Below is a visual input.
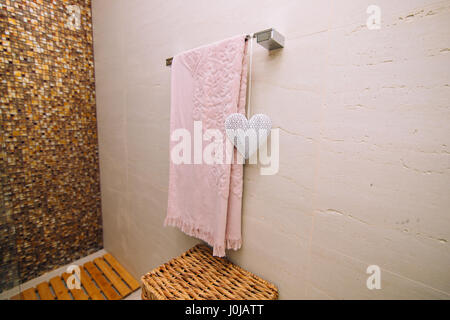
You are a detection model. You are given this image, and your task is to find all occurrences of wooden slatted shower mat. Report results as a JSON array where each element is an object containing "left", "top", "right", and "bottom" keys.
[{"left": 10, "top": 253, "right": 140, "bottom": 300}]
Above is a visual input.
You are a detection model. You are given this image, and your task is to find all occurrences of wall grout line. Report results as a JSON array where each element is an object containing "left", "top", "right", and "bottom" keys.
[
  {"left": 304, "top": 0, "right": 336, "bottom": 299},
  {"left": 314, "top": 243, "right": 450, "bottom": 297},
  {"left": 285, "top": 0, "right": 450, "bottom": 43}
]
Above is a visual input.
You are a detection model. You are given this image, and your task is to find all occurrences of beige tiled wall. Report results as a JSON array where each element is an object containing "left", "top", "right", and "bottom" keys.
[{"left": 92, "top": 0, "right": 450, "bottom": 299}]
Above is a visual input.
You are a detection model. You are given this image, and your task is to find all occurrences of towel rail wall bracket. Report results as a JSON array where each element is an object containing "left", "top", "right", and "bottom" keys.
[{"left": 165, "top": 28, "right": 285, "bottom": 66}]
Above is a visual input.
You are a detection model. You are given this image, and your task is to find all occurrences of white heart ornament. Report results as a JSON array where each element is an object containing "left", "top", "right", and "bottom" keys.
[{"left": 225, "top": 113, "right": 272, "bottom": 159}]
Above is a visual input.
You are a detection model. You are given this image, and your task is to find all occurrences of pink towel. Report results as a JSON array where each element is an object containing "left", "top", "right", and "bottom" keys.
[{"left": 165, "top": 35, "right": 248, "bottom": 257}]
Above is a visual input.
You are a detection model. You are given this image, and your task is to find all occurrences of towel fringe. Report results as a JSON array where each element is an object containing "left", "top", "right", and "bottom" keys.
[
  {"left": 226, "top": 238, "right": 242, "bottom": 250},
  {"left": 164, "top": 217, "right": 241, "bottom": 257}
]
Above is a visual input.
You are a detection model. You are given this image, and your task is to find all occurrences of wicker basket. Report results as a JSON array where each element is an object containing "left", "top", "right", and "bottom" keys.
[{"left": 141, "top": 244, "right": 278, "bottom": 300}]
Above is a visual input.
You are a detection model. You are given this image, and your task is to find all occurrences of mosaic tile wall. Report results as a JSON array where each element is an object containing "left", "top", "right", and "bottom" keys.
[{"left": 0, "top": 0, "right": 102, "bottom": 292}]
